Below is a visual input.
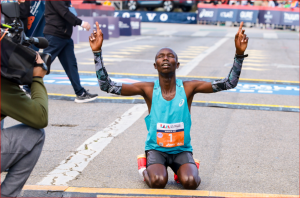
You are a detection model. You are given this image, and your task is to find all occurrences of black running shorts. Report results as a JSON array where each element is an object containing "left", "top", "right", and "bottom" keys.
[{"left": 145, "top": 150, "right": 196, "bottom": 174}]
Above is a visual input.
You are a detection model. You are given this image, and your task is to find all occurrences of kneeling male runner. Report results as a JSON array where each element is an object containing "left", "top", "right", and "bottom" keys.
[{"left": 89, "top": 22, "right": 249, "bottom": 189}]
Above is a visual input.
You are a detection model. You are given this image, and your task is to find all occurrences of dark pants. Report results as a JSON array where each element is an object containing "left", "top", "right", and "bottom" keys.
[
  {"left": 43, "top": 34, "right": 84, "bottom": 96},
  {"left": 1, "top": 124, "right": 45, "bottom": 197}
]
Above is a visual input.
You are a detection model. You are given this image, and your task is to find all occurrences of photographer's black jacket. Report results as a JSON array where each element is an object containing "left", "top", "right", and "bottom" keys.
[{"left": 44, "top": 1, "right": 82, "bottom": 39}]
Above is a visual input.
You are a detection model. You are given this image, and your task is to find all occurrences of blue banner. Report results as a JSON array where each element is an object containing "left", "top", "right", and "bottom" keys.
[
  {"left": 197, "top": 7, "right": 218, "bottom": 21},
  {"left": 280, "top": 11, "right": 299, "bottom": 26},
  {"left": 217, "top": 9, "right": 237, "bottom": 22},
  {"left": 237, "top": 10, "right": 259, "bottom": 23},
  {"left": 258, "top": 10, "right": 281, "bottom": 25},
  {"left": 119, "top": 17, "right": 132, "bottom": 36},
  {"left": 115, "top": 11, "right": 197, "bottom": 24}
]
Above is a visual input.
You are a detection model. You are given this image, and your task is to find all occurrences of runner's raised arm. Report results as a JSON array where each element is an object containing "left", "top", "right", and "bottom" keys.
[
  {"left": 184, "top": 22, "right": 249, "bottom": 94},
  {"left": 89, "top": 21, "right": 151, "bottom": 97}
]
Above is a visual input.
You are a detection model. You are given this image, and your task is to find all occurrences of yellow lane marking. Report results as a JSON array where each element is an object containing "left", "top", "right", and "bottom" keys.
[
  {"left": 188, "top": 46, "right": 209, "bottom": 48},
  {"left": 242, "top": 67, "right": 268, "bottom": 71},
  {"left": 23, "top": 185, "right": 68, "bottom": 191},
  {"left": 50, "top": 70, "right": 300, "bottom": 84},
  {"left": 78, "top": 62, "right": 112, "bottom": 65},
  {"left": 177, "top": 56, "right": 198, "bottom": 58},
  {"left": 109, "top": 52, "right": 132, "bottom": 55},
  {"left": 135, "top": 45, "right": 156, "bottom": 47},
  {"left": 193, "top": 100, "right": 299, "bottom": 108},
  {"left": 178, "top": 60, "right": 191, "bottom": 63},
  {"left": 120, "top": 49, "right": 142, "bottom": 52},
  {"left": 243, "top": 63, "right": 269, "bottom": 67},
  {"left": 247, "top": 56, "right": 269, "bottom": 59},
  {"left": 21, "top": 185, "right": 299, "bottom": 197},
  {"left": 48, "top": 93, "right": 142, "bottom": 100},
  {"left": 52, "top": 69, "right": 297, "bottom": 82},
  {"left": 47, "top": 93, "right": 299, "bottom": 109},
  {"left": 102, "top": 55, "right": 126, "bottom": 58},
  {"left": 243, "top": 60, "right": 269, "bottom": 63},
  {"left": 63, "top": 186, "right": 299, "bottom": 197}
]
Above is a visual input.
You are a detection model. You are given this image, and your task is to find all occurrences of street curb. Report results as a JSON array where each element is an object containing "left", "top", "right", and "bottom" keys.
[{"left": 20, "top": 185, "right": 299, "bottom": 197}]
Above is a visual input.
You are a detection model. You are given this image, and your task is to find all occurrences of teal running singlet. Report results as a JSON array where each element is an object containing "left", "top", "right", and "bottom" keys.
[{"left": 145, "top": 79, "right": 193, "bottom": 154}]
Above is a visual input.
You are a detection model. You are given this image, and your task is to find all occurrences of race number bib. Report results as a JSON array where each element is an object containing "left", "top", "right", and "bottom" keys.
[{"left": 157, "top": 122, "right": 184, "bottom": 148}]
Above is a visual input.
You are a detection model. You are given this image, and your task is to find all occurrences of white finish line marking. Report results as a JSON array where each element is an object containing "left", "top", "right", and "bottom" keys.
[
  {"left": 191, "top": 31, "right": 210, "bottom": 37},
  {"left": 178, "top": 37, "right": 229, "bottom": 76},
  {"left": 263, "top": 33, "right": 278, "bottom": 39},
  {"left": 37, "top": 104, "right": 148, "bottom": 186},
  {"left": 157, "top": 31, "right": 177, "bottom": 36}
]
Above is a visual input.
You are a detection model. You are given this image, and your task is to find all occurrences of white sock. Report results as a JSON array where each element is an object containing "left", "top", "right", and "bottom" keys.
[{"left": 138, "top": 167, "right": 146, "bottom": 178}]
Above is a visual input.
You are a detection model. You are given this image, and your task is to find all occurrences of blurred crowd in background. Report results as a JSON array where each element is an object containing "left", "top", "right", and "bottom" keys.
[{"left": 199, "top": 0, "right": 299, "bottom": 8}]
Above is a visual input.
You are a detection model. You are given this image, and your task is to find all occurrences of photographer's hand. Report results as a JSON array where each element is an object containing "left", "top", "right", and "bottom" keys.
[{"left": 33, "top": 53, "right": 47, "bottom": 78}]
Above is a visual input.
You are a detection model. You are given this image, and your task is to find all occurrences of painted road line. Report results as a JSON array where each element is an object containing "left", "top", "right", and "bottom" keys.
[
  {"left": 49, "top": 70, "right": 300, "bottom": 85},
  {"left": 74, "top": 37, "right": 151, "bottom": 54},
  {"left": 157, "top": 31, "right": 178, "bottom": 36},
  {"left": 178, "top": 38, "right": 229, "bottom": 76},
  {"left": 191, "top": 31, "right": 210, "bottom": 37},
  {"left": 225, "top": 32, "right": 235, "bottom": 38},
  {"left": 47, "top": 93, "right": 299, "bottom": 112},
  {"left": 22, "top": 185, "right": 299, "bottom": 197},
  {"left": 263, "top": 33, "right": 278, "bottom": 39},
  {"left": 37, "top": 104, "right": 148, "bottom": 186},
  {"left": 44, "top": 74, "right": 300, "bottom": 96},
  {"left": 86, "top": 58, "right": 154, "bottom": 63}
]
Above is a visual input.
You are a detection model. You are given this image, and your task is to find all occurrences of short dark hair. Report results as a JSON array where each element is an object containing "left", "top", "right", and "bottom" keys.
[{"left": 155, "top": 48, "right": 178, "bottom": 62}]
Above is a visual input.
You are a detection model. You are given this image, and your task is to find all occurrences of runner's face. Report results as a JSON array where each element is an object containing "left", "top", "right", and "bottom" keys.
[{"left": 154, "top": 48, "right": 179, "bottom": 74}]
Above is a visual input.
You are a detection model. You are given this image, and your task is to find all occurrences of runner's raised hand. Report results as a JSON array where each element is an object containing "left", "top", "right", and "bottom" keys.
[
  {"left": 235, "top": 22, "right": 249, "bottom": 55},
  {"left": 89, "top": 21, "right": 103, "bottom": 51}
]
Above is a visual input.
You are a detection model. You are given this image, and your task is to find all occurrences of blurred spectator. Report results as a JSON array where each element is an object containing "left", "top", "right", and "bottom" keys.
[
  {"left": 273, "top": 0, "right": 279, "bottom": 6},
  {"left": 241, "top": 0, "right": 248, "bottom": 5},
  {"left": 268, "top": 0, "right": 276, "bottom": 7},
  {"left": 283, "top": 0, "right": 291, "bottom": 8},
  {"left": 247, "top": 0, "right": 254, "bottom": 5},
  {"left": 103, "top": 1, "right": 111, "bottom": 6},
  {"left": 290, "top": 0, "right": 299, "bottom": 8},
  {"left": 221, "top": 0, "right": 230, "bottom": 4},
  {"left": 229, "top": 0, "right": 240, "bottom": 5},
  {"left": 82, "top": 0, "right": 101, "bottom": 5},
  {"left": 203, "top": 0, "right": 218, "bottom": 5}
]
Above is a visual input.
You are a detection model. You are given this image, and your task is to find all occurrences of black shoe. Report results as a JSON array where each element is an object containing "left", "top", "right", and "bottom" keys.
[{"left": 75, "top": 90, "right": 98, "bottom": 103}]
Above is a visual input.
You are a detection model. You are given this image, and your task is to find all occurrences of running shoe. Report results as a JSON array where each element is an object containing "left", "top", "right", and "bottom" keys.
[
  {"left": 74, "top": 90, "right": 98, "bottom": 103},
  {"left": 174, "top": 158, "right": 200, "bottom": 184}
]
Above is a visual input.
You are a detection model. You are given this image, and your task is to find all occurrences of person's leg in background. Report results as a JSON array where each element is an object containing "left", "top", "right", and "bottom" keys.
[
  {"left": 1, "top": 124, "right": 45, "bottom": 197},
  {"left": 57, "top": 38, "right": 98, "bottom": 103}
]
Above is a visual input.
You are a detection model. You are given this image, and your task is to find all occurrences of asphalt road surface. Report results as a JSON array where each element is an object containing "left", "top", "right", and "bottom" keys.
[{"left": 2, "top": 23, "right": 299, "bottom": 197}]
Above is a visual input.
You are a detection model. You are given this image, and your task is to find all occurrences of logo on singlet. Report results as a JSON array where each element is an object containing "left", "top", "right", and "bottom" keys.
[{"left": 179, "top": 99, "right": 184, "bottom": 107}]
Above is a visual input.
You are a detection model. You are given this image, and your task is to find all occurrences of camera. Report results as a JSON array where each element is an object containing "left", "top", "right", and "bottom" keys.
[{"left": 1, "top": 1, "right": 52, "bottom": 85}]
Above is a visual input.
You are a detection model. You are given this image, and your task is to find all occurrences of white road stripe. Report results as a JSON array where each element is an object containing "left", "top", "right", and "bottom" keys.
[
  {"left": 74, "top": 37, "right": 151, "bottom": 54},
  {"left": 191, "top": 31, "right": 210, "bottom": 37},
  {"left": 225, "top": 32, "right": 236, "bottom": 38},
  {"left": 178, "top": 37, "right": 229, "bottom": 76},
  {"left": 240, "top": 90, "right": 255, "bottom": 92},
  {"left": 263, "top": 33, "right": 278, "bottom": 39},
  {"left": 157, "top": 31, "right": 177, "bottom": 36},
  {"left": 37, "top": 104, "right": 148, "bottom": 186}
]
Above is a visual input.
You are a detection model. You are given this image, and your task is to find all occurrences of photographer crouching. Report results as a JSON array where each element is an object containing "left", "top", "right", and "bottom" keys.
[{"left": 1, "top": 2, "right": 49, "bottom": 197}]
